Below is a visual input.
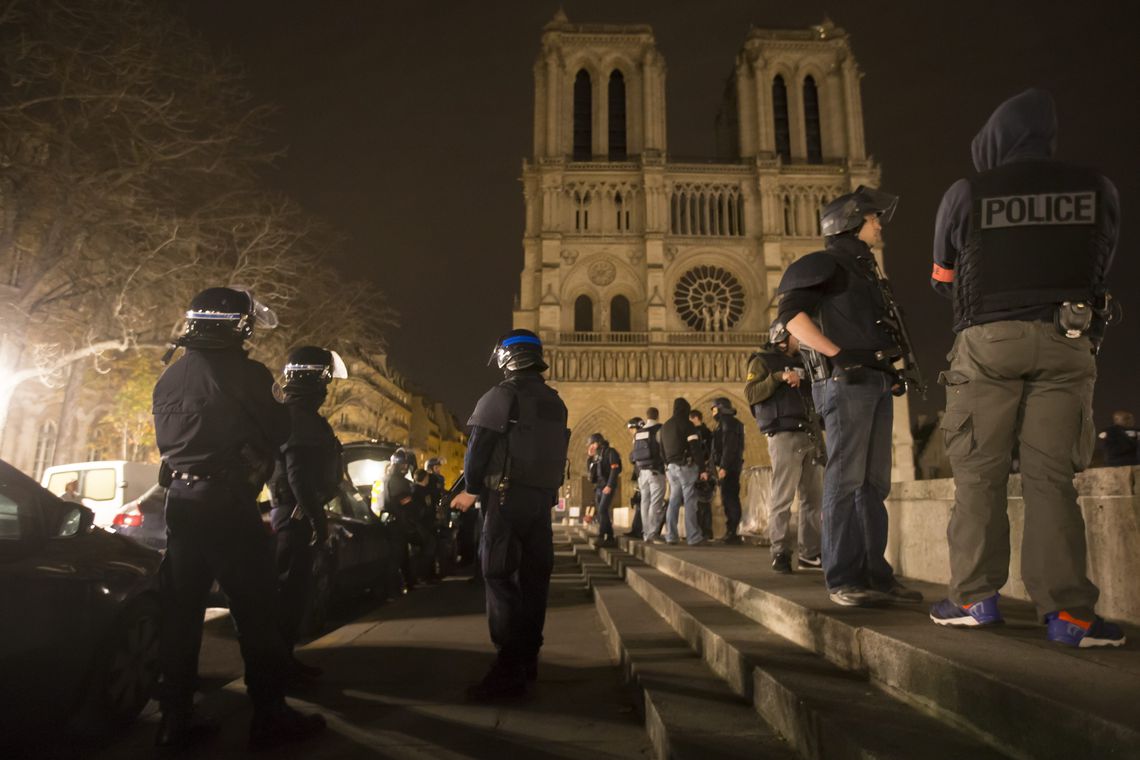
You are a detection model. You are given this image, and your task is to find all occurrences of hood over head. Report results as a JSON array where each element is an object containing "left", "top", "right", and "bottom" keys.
[
  {"left": 671, "top": 397, "right": 691, "bottom": 419},
  {"left": 971, "top": 88, "right": 1057, "bottom": 172}
]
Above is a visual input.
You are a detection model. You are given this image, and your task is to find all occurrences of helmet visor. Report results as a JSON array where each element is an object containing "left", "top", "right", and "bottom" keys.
[
  {"left": 328, "top": 350, "right": 348, "bottom": 379},
  {"left": 857, "top": 186, "right": 899, "bottom": 225},
  {"left": 250, "top": 298, "right": 278, "bottom": 329}
]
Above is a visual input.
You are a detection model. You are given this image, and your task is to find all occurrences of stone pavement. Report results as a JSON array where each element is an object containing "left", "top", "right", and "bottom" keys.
[{"left": 95, "top": 530, "right": 651, "bottom": 759}]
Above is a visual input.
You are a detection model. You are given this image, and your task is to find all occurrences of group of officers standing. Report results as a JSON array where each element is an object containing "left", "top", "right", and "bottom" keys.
[
  {"left": 144, "top": 82, "right": 1124, "bottom": 753},
  {"left": 590, "top": 87, "right": 1126, "bottom": 650}
]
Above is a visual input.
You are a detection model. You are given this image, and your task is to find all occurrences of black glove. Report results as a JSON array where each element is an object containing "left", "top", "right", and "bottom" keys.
[{"left": 311, "top": 517, "right": 329, "bottom": 546}]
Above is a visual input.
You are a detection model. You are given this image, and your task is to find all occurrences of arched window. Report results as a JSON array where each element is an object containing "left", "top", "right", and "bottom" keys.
[
  {"left": 573, "top": 70, "right": 592, "bottom": 160},
  {"left": 33, "top": 419, "right": 58, "bottom": 480},
  {"left": 803, "top": 76, "right": 822, "bottom": 164},
  {"left": 615, "top": 191, "right": 630, "bottom": 232},
  {"left": 608, "top": 70, "right": 627, "bottom": 161},
  {"left": 610, "top": 295, "right": 631, "bottom": 332},
  {"left": 574, "top": 191, "right": 591, "bottom": 231},
  {"left": 772, "top": 75, "right": 791, "bottom": 162},
  {"left": 574, "top": 295, "right": 594, "bottom": 332}
]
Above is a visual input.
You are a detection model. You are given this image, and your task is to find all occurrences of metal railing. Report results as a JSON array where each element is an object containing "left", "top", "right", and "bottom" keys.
[{"left": 555, "top": 331, "right": 766, "bottom": 347}]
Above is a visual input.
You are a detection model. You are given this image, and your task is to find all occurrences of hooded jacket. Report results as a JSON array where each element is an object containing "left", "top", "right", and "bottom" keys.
[
  {"left": 660, "top": 398, "right": 706, "bottom": 469},
  {"left": 931, "top": 88, "right": 1119, "bottom": 328}
]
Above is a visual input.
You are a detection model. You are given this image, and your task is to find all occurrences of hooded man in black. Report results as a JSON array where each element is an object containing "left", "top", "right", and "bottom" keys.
[
  {"left": 659, "top": 397, "right": 709, "bottom": 545},
  {"left": 927, "top": 89, "right": 1124, "bottom": 648}
]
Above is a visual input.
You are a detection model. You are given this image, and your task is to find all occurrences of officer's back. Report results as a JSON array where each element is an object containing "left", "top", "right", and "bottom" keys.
[{"left": 155, "top": 348, "right": 287, "bottom": 474}]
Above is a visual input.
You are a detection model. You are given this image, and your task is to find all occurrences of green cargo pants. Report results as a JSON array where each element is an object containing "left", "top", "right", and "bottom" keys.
[{"left": 940, "top": 320, "right": 1099, "bottom": 619}]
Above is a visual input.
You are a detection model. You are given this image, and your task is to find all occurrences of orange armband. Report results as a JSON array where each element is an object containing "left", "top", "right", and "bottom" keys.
[{"left": 931, "top": 263, "right": 955, "bottom": 283}]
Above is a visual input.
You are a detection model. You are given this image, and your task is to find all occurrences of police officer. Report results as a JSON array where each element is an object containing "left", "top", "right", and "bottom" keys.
[
  {"left": 927, "top": 89, "right": 1125, "bottom": 647},
  {"left": 152, "top": 287, "right": 325, "bottom": 749},
  {"left": 267, "top": 346, "right": 347, "bottom": 680},
  {"left": 410, "top": 468, "right": 440, "bottom": 580},
  {"left": 426, "top": 457, "right": 447, "bottom": 513},
  {"left": 631, "top": 407, "right": 667, "bottom": 541},
  {"left": 776, "top": 187, "right": 922, "bottom": 607},
  {"left": 687, "top": 409, "right": 716, "bottom": 539},
  {"left": 384, "top": 448, "right": 420, "bottom": 592},
  {"left": 709, "top": 397, "right": 745, "bottom": 545},
  {"left": 1098, "top": 411, "right": 1139, "bottom": 467},
  {"left": 745, "top": 322, "right": 823, "bottom": 572},
  {"left": 586, "top": 432, "right": 622, "bottom": 547},
  {"left": 623, "top": 417, "right": 645, "bottom": 538},
  {"left": 451, "top": 329, "right": 569, "bottom": 700},
  {"left": 660, "top": 398, "right": 709, "bottom": 546}
]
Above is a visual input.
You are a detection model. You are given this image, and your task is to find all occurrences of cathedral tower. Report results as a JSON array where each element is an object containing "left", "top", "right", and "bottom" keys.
[{"left": 514, "top": 13, "right": 914, "bottom": 499}]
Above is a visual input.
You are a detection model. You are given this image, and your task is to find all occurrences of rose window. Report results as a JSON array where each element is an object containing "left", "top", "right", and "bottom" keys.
[{"left": 673, "top": 265, "right": 744, "bottom": 331}]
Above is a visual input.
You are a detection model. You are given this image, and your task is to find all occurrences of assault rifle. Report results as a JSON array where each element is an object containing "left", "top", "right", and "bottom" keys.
[{"left": 861, "top": 257, "right": 928, "bottom": 400}]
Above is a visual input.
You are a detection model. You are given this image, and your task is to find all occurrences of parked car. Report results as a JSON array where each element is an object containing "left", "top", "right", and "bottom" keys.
[
  {"left": 41, "top": 460, "right": 159, "bottom": 528},
  {"left": 0, "top": 459, "right": 161, "bottom": 742},
  {"left": 108, "top": 468, "right": 402, "bottom": 637}
]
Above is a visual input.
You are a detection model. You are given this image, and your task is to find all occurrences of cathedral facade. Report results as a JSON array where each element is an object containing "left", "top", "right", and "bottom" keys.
[{"left": 512, "top": 13, "right": 914, "bottom": 497}]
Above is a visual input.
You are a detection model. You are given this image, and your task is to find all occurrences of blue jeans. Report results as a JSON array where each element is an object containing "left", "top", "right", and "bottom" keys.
[
  {"left": 665, "top": 463, "right": 703, "bottom": 544},
  {"left": 812, "top": 371, "right": 896, "bottom": 592},
  {"left": 594, "top": 486, "right": 614, "bottom": 540}
]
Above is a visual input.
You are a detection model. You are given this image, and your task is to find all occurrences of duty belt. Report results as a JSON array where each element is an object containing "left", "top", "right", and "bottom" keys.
[{"left": 171, "top": 470, "right": 215, "bottom": 482}]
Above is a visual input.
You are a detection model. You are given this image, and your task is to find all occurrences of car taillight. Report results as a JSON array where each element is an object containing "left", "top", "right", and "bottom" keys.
[{"left": 113, "top": 506, "right": 143, "bottom": 528}]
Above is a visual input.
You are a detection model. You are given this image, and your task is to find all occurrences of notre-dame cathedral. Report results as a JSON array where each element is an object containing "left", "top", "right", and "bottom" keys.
[{"left": 511, "top": 11, "right": 914, "bottom": 496}]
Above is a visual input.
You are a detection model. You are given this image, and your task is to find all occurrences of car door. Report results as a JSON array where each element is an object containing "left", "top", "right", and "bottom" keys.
[{"left": 0, "top": 476, "right": 93, "bottom": 730}]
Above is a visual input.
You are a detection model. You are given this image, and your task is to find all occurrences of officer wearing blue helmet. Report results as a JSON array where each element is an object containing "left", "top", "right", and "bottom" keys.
[
  {"left": 776, "top": 189, "right": 923, "bottom": 608},
  {"left": 452, "top": 328, "right": 569, "bottom": 700}
]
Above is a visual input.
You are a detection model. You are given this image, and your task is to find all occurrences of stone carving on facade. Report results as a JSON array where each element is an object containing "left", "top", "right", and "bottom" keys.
[
  {"left": 664, "top": 245, "right": 678, "bottom": 262},
  {"left": 627, "top": 249, "right": 644, "bottom": 265},
  {"left": 587, "top": 258, "right": 617, "bottom": 286},
  {"left": 561, "top": 248, "right": 579, "bottom": 265}
]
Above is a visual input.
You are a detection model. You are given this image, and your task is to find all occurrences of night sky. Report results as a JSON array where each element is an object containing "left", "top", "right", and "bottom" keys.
[{"left": 187, "top": 1, "right": 1139, "bottom": 427}]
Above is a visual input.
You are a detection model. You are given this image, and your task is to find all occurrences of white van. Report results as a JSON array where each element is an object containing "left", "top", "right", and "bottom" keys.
[{"left": 41, "top": 461, "right": 159, "bottom": 528}]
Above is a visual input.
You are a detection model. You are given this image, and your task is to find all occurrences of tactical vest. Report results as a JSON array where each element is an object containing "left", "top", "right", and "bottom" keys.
[
  {"left": 817, "top": 244, "right": 897, "bottom": 353},
  {"left": 630, "top": 425, "right": 664, "bottom": 471},
  {"left": 750, "top": 352, "right": 811, "bottom": 434},
  {"left": 503, "top": 375, "right": 569, "bottom": 489},
  {"left": 957, "top": 161, "right": 1106, "bottom": 329}
]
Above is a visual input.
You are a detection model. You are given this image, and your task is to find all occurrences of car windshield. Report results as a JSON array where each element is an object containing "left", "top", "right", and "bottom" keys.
[{"left": 346, "top": 459, "right": 389, "bottom": 489}]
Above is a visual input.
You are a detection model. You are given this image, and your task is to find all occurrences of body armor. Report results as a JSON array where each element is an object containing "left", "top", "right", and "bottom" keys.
[
  {"left": 749, "top": 352, "right": 813, "bottom": 434},
  {"left": 956, "top": 161, "right": 1107, "bottom": 331}
]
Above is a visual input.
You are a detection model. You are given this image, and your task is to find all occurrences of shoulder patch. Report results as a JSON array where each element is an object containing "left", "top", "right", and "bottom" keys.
[{"left": 777, "top": 251, "right": 837, "bottom": 294}]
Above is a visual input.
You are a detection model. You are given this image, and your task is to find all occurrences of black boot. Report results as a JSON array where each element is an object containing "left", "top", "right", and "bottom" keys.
[
  {"left": 466, "top": 659, "right": 527, "bottom": 702},
  {"left": 155, "top": 708, "right": 220, "bottom": 748},
  {"left": 249, "top": 702, "right": 326, "bottom": 751}
]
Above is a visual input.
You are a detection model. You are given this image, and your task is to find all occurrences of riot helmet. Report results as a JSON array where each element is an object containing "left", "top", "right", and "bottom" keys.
[
  {"left": 390, "top": 447, "right": 414, "bottom": 475},
  {"left": 180, "top": 287, "right": 278, "bottom": 348},
  {"left": 767, "top": 319, "right": 791, "bottom": 348},
  {"left": 488, "top": 329, "right": 548, "bottom": 373},
  {"left": 626, "top": 416, "right": 644, "bottom": 429},
  {"left": 426, "top": 457, "right": 443, "bottom": 472},
  {"left": 283, "top": 345, "right": 348, "bottom": 390},
  {"left": 819, "top": 185, "right": 898, "bottom": 237}
]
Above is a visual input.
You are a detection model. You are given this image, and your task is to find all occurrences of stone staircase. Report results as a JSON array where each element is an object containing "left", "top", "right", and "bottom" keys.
[{"left": 567, "top": 529, "right": 1140, "bottom": 760}]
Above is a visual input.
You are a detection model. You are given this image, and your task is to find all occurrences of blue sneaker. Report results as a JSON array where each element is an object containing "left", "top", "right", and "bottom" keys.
[
  {"left": 929, "top": 594, "right": 1003, "bottom": 627},
  {"left": 1045, "top": 612, "right": 1126, "bottom": 648}
]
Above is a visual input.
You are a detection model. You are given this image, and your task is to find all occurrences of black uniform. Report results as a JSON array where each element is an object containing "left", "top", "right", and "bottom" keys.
[
  {"left": 152, "top": 346, "right": 291, "bottom": 713},
  {"left": 464, "top": 370, "right": 568, "bottom": 677},
  {"left": 384, "top": 469, "right": 421, "bottom": 590},
  {"left": 1099, "top": 425, "right": 1139, "bottom": 467},
  {"left": 587, "top": 443, "right": 622, "bottom": 542},
  {"left": 267, "top": 395, "right": 341, "bottom": 649},
  {"left": 711, "top": 410, "right": 745, "bottom": 538},
  {"left": 691, "top": 423, "right": 715, "bottom": 538}
]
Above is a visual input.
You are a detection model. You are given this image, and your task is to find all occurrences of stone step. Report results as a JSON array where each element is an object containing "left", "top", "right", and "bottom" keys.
[
  {"left": 599, "top": 544, "right": 1007, "bottom": 760},
  {"left": 618, "top": 537, "right": 1140, "bottom": 760},
  {"left": 572, "top": 537, "right": 796, "bottom": 760}
]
